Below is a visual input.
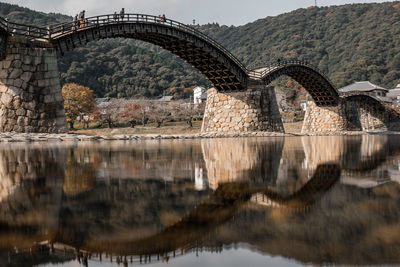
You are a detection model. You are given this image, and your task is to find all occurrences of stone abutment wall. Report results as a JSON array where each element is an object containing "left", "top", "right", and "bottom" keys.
[
  {"left": 302, "top": 100, "right": 348, "bottom": 134},
  {"left": 344, "top": 96, "right": 390, "bottom": 131},
  {"left": 0, "top": 36, "right": 66, "bottom": 133},
  {"left": 201, "top": 84, "right": 284, "bottom": 133}
]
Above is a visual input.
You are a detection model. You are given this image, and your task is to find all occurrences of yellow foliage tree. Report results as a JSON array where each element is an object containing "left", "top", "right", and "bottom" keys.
[{"left": 61, "top": 83, "right": 95, "bottom": 129}]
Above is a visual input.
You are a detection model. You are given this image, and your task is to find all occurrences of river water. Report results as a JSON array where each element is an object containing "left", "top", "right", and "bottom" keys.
[{"left": 1, "top": 135, "right": 400, "bottom": 266}]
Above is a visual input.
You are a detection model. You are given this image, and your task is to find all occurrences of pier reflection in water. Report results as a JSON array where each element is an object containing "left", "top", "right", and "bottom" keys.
[{"left": 0, "top": 136, "right": 400, "bottom": 266}]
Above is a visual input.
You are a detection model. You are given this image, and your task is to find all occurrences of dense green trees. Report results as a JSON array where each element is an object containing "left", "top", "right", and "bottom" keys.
[
  {"left": 58, "top": 40, "right": 209, "bottom": 98},
  {"left": 1, "top": 1, "right": 400, "bottom": 97}
]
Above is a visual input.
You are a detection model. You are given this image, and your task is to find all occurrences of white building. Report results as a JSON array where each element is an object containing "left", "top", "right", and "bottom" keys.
[{"left": 193, "top": 86, "right": 207, "bottom": 104}]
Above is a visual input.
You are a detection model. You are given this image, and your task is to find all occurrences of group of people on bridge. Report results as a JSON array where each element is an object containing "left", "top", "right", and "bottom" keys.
[
  {"left": 157, "top": 14, "right": 167, "bottom": 23},
  {"left": 73, "top": 10, "right": 86, "bottom": 29},
  {"left": 113, "top": 8, "right": 125, "bottom": 21},
  {"left": 72, "top": 8, "right": 168, "bottom": 30}
]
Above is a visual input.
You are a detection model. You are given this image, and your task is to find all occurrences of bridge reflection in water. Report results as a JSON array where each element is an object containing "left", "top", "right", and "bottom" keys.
[{"left": 1, "top": 136, "right": 400, "bottom": 266}]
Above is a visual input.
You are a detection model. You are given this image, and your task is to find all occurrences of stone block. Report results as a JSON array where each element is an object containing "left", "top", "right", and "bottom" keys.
[
  {"left": 7, "top": 110, "right": 15, "bottom": 119},
  {"left": 20, "top": 72, "right": 32, "bottom": 83},
  {"left": 11, "top": 60, "right": 22, "bottom": 68},
  {"left": 0, "top": 93, "right": 13, "bottom": 107},
  {"left": 21, "top": 92, "right": 33, "bottom": 102},
  {"left": 30, "top": 120, "right": 38, "bottom": 127},
  {"left": 37, "top": 79, "right": 46, "bottom": 87},
  {"left": 15, "top": 108, "right": 25, "bottom": 116},
  {"left": 13, "top": 98, "right": 21, "bottom": 109},
  {"left": 34, "top": 57, "right": 42, "bottom": 65},
  {"left": 2, "top": 60, "right": 12, "bottom": 69},
  {"left": 8, "top": 86, "right": 22, "bottom": 96},
  {"left": 23, "top": 100, "right": 37, "bottom": 111},
  {"left": 47, "top": 63, "right": 58, "bottom": 71},
  {"left": 0, "top": 69, "right": 8, "bottom": 79},
  {"left": 17, "top": 117, "right": 26, "bottom": 126},
  {"left": 9, "top": 69, "right": 23, "bottom": 79},
  {"left": 37, "top": 63, "right": 48, "bottom": 72},
  {"left": 4, "top": 124, "right": 13, "bottom": 132},
  {"left": 13, "top": 79, "right": 23, "bottom": 88},
  {"left": 44, "top": 94, "right": 54, "bottom": 103},
  {"left": 21, "top": 64, "right": 34, "bottom": 72},
  {"left": 22, "top": 56, "right": 32, "bottom": 65},
  {"left": 21, "top": 82, "right": 28, "bottom": 90}
]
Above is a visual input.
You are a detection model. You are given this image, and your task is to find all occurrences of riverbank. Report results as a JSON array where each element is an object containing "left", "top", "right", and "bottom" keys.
[
  {"left": 0, "top": 120, "right": 395, "bottom": 143},
  {"left": 71, "top": 121, "right": 304, "bottom": 136},
  {"left": 0, "top": 129, "right": 397, "bottom": 143}
]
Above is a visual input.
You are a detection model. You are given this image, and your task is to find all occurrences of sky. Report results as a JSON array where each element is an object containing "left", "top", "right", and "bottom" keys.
[{"left": 1, "top": 0, "right": 398, "bottom": 25}]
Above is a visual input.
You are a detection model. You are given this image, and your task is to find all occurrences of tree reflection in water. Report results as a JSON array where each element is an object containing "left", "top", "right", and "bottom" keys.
[{"left": 0, "top": 136, "right": 400, "bottom": 266}]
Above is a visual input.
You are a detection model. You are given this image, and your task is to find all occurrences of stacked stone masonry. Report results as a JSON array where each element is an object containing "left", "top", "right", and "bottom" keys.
[
  {"left": 201, "top": 84, "right": 284, "bottom": 133},
  {"left": 0, "top": 36, "right": 67, "bottom": 133},
  {"left": 302, "top": 96, "right": 400, "bottom": 134},
  {"left": 344, "top": 97, "right": 390, "bottom": 131},
  {"left": 301, "top": 100, "right": 348, "bottom": 134}
]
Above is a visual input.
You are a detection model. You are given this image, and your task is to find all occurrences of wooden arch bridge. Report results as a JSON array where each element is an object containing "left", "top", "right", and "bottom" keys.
[
  {"left": 0, "top": 13, "right": 395, "bottom": 134},
  {"left": 0, "top": 14, "right": 339, "bottom": 105}
]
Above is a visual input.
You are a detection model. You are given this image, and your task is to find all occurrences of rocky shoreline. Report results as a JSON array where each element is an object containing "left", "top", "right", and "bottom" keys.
[{"left": 0, "top": 131, "right": 398, "bottom": 142}]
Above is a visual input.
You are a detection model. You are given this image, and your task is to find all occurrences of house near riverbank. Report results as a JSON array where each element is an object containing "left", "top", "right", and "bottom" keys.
[{"left": 338, "top": 81, "right": 389, "bottom": 98}]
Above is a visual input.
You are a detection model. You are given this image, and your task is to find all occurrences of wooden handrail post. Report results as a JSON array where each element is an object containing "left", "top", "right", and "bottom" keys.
[{"left": 47, "top": 26, "right": 51, "bottom": 41}]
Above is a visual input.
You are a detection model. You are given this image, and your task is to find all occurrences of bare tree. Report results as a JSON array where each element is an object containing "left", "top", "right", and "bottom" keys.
[
  {"left": 97, "top": 100, "right": 121, "bottom": 128},
  {"left": 148, "top": 102, "right": 174, "bottom": 128},
  {"left": 136, "top": 99, "right": 151, "bottom": 126},
  {"left": 173, "top": 101, "right": 205, "bottom": 127}
]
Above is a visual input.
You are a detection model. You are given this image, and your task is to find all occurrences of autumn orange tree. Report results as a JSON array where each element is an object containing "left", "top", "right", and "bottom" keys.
[{"left": 61, "top": 83, "right": 96, "bottom": 129}]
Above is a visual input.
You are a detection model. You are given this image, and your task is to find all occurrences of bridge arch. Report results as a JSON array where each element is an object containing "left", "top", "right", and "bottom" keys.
[
  {"left": 251, "top": 61, "right": 339, "bottom": 106},
  {"left": 343, "top": 94, "right": 396, "bottom": 131},
  {"left": 47, "top": 14, "right": 248, "bottom": 91}
]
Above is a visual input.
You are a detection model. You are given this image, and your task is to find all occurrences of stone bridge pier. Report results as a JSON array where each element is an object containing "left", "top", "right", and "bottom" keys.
[
  {"left": 301, "top": 100, "right": 348, "bottom": 134},
  {"left": 201, "top": 82, "right": 284, "bottom": 133},
  {"left": 0, "top": 36, "right": 66, "bottom": 133}
]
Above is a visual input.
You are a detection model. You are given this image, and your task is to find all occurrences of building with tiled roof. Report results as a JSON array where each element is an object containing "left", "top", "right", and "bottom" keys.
[{"left": 338, "top": 81, "right": 389, "bottom": 98}]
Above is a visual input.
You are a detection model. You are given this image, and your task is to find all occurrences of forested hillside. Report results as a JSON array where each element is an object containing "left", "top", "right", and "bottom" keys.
[
  {"left": 200, "top": 2, "right": 400, "bottom": 90},
  {"left": 0, "top": 2, "right": 400, "bottom": 98}
]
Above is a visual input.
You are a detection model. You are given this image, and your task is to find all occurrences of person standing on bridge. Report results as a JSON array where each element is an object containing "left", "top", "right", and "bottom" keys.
[
  {"left": 73, "top": 14, "right": 79, "bottom": 30},
  {"left": 161, "top": 14, "right": 166, "bottom": 23},
  {"left": 79, "top": 10, "right": 85, "bottom": 27},
  {"left": 113, "top": 11, "right": 118, "bottom": 22},
  {"left": 120, "top": 8, "right": 125, "bottom": 21}
]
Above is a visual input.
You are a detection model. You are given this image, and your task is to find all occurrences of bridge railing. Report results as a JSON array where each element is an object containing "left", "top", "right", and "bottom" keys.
[
  {"left": 45, "top": 14, "right": 247, "bottom": 72},
  {"left": 0, "top": 14, "right": 249, "bottom": 76},
  {"left": 248, "top": 60, "right": 336, "bottom": 89},
  {"left": 0, "top": 17, "right": 48, "bottom": 39},
  {"left": 0, "top": 17, "right": 7, "bottom": 32}
]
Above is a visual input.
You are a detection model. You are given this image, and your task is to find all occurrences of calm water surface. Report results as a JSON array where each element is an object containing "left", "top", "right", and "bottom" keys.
[{"left": 1, "top": 135, "right": 400, "bottom": 266}]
